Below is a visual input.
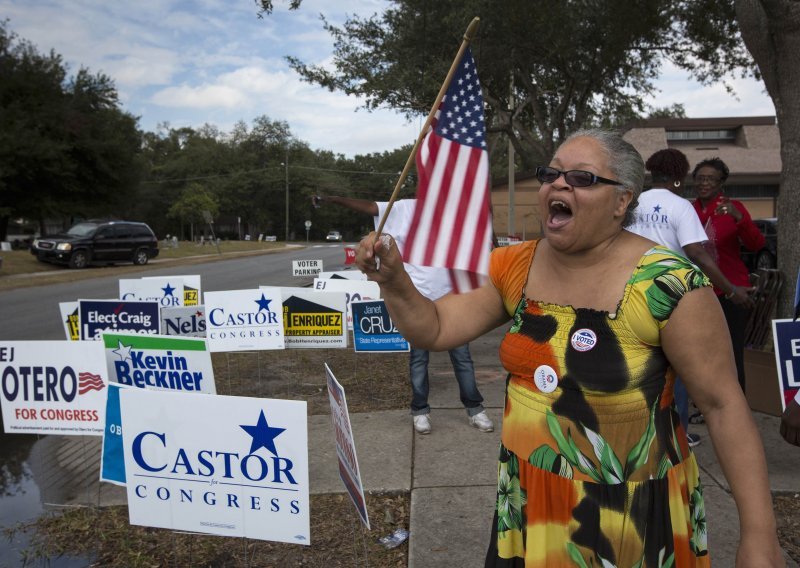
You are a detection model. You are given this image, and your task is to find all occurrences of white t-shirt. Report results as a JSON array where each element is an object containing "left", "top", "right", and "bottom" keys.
[
  {"left": 375, "top": 200, "right": 453, "bottom": 301},
  {"left": 628, "top": 188, "right": 708, "bottom": 253}
]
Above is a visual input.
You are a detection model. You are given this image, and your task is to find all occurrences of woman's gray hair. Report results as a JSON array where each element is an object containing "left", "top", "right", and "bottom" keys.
[{"left": 563, "top": 128, "right": 644, "bottom": 227}]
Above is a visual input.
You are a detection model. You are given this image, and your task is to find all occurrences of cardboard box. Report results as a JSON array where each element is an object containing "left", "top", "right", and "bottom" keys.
[{"left": 744, "top": 347, "right": 783, "bottom": 416}]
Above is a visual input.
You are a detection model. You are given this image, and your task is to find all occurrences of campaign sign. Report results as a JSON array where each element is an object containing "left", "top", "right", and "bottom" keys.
[
  {"left": 311, "top": 279, "right": 380, "bottom": 330},
  {"left": 59, "top": 301, "right": 80, "bottom": 341},
  {"left": 146, "top": 275, "right": 201, "bottom": 306},
  {"left": 771, "top": 319, "right": 800, "bottom": 410},
  {"left": 161, "top": 305, "right": 207, "bottom": 337},
  {"left": 79, "top": 300, "right": 161, "bottom": 340},
  {"left": 292, "top": 259, "right": 322, "bottom": 277},
  {"left": 325, "top": 364, "right": 369, "bottom": 528},
  {"left": 0, "top": 341, "right": 108, "bottom": 435},
  {"left": 351, "top": 300, "right": 410, "bottom": 353},
  {"left": 120, "top": 389, "right": 310, "bottom": 544},
  {"left": 103, "top": 332, "right": 216, "bottom": 394},
  {"left": 277, "top": 288, "right": 347, "bottom": 349},
  {"left": 344, "top": 247, "right": 356, "bottom": 265},
  {"left": 317, "top": 270, "right": 366, "bottom": 281},
  {"left": 204, "top": 289, "right": 284, "bottom": 352},
  {"left": 100, "top": 383, "right": 126, "bottom": 485},
  {"left": 120, "top": 277, "right": 185, "bottom": 308}
]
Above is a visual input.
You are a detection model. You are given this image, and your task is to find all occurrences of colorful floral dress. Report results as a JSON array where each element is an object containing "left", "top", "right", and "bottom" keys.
[{"left": 485, "top": 240, "right": 711, "bottom": 568}]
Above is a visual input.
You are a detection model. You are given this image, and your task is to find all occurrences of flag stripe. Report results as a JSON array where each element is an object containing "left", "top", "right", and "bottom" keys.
[{"left": 405, "top": 47, "right": 492, "bottom": 293}]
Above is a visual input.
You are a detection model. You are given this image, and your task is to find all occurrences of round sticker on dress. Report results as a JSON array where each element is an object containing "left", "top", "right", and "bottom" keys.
[
  {"left": 571, "top": 329, "right": 597, "bottom": 352},
  {"left": 534, "top": 364, "right": 558, "bottom": 393}
]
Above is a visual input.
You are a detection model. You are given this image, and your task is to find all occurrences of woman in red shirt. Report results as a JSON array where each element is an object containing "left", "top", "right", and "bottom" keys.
[{"left": 692, "top": 157, "right": 765, "bottom": 392}]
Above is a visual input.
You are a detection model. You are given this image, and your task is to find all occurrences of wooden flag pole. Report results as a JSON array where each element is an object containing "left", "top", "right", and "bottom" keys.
[{"left": 375, "top": 16, "right": 481, "bottom": 237}]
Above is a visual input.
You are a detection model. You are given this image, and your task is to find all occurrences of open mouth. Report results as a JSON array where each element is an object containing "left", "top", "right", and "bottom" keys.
[{"left": 547, "top": 200, "right": 573, "bottom": 228}]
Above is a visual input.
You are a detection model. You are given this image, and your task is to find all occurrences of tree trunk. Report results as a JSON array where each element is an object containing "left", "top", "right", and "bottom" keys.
[{"left": 736, "top": 0, "right": 800, "bottom": 318}]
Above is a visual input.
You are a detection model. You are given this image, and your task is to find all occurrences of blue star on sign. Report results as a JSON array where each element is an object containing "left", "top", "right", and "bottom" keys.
[
  {"left": 653, "top": 205, "right": 662, "bottom": 213},
  {"left": 255, "top": 293, "right": 272, "bottom": 312},
  {"left": 240, "top": 410, "right": 286, "bottom": 456},
  {"left": 162, "top": 283, "right": 176, "bottom": 297}
]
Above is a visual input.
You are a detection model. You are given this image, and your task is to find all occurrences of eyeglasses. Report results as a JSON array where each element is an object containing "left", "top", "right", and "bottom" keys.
[
  {"left": 694, "top": 175, "right": 721, "bottom": 184},
  {"left": 535, "top": 166, "right": 623, "bottom": 188}
]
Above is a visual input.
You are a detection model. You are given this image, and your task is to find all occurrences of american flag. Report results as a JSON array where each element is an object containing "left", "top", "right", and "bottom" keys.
[
  {"left": 78, "top": 372, "right": 106, "bottom": 395},
  {"left": 403, "top": 47, "right": 492, "bottom": 293}
]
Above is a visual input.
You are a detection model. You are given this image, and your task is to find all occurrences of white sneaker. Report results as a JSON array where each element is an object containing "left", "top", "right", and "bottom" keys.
[
  {"left": 413, "top": 414, "right": 431, "bottom": 434},
  {"left": 469, "top": 411, "right": 494, "bottom": 433}
]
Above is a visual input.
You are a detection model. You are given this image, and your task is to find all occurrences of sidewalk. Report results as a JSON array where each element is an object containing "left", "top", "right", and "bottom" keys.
[{"left": 331, "top": 324, "right": 800, "bottom": 567}]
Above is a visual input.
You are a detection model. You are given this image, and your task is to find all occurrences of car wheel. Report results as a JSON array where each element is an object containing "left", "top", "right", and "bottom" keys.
[
  {"left": 133, "top": 248, "right": 149, "bottom": 265},
  {"left": 755, "top": 250, "right": 776, "bottom": 271},
  {"left": 69, "top": 250, "right": 90, "bottom": 269}
]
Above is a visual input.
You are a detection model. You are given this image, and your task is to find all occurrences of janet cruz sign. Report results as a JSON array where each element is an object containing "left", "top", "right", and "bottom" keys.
[
  {"left": 79, "top": 300, "right": 160, "bottom": 341},
  {"left": 351, "top": 300, "right": 410, "bottom": 353},
  {"left": 120, "top": 389, "right": 310, "bottom": 544},
  {"left": 102, "top": 332, "right": 216, "bottom": 394},
  {"left": 0, "top": 341, "right": 108, "bottom": 435},
  {"left": 772, "top": 319, "right": 800, "bottom": 410},
  {"left": 204, "top": 289, "right": 285, "bottom": 352},
  {"left": 325, "top": 364, "right": 369, "bottom": 528},
  {"left": 119, "top": 277, "right": 185, "bottom": 308}
]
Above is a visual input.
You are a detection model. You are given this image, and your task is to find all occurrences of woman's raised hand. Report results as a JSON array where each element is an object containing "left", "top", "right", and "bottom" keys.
[{"left": 355, "top": 231, "right": 404, "bottom": 285}]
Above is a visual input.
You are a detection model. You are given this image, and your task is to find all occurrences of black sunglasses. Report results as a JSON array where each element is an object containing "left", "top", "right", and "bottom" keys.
[{"left": 535, "top": 166, "right": 623, "bottom": 188}]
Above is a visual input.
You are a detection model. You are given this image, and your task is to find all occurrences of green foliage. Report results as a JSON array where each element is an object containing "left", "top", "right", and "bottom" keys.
[
  {"left": 0, "top": 20, "right": 142, "bottom": 238},
  {"left": 283, "top": 0, "right": 757, "bottom": 169}
]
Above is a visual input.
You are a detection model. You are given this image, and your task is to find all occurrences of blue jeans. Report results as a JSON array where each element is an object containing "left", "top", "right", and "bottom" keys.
[
  {"left": 674, "top": 376, "right": 689, "bottom": 434},
  {"left": 409, "top": 344, "right": 485, "bottom": 417}
]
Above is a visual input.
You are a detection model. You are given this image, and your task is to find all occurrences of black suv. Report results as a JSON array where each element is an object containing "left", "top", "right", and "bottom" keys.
[
  {"left": 31, "top": 220, "right": 159, "bottom": 269},
  {"left": 741, "top": 218, "right": 777, "bottom": 272}
]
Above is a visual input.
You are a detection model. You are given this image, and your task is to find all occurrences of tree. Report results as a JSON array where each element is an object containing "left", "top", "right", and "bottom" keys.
[
  {"left": 282, "top": 0, "right": 755, "bottom": 170},
  {"left": 736, "top": 0, "right": 800, "bottom": 318},
  {"left": 168, "top": 183, "right": 219, "bottom": 242},
  {"left": 0, "top": 21, "right": 143, "bottom": 238}
]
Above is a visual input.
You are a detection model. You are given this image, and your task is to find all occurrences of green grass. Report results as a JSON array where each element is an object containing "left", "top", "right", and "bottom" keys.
[{"left": 0, "top": 240, "right": 296, "bottom": 290}]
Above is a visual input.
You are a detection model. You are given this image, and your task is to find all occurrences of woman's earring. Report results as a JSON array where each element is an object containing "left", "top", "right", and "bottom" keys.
[{"left": 673, "top": 181, "right": 682, "bottom": 188}]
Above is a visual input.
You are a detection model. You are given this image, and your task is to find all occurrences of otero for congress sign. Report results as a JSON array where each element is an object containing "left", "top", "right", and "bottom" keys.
[
  {"left": 120, "top": 389, "right": 310, "bottom": 544},
  {"left": 0, "top": 341, "right": 108, "bottom": 435},
  {"left": 103, "top": 333, "right": 216, "bottom": 394}
]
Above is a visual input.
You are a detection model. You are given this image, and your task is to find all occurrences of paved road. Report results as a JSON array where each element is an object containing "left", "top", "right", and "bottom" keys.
[{"left": 0, "top": 243, "right": 353, "bottom": 340}]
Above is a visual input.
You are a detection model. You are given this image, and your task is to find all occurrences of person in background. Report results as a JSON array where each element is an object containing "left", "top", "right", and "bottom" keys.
[
  {"left": 356, "top": 129, "right": 782, "bottom": 566},
  {"left": 691, "top": 158, "right": 765, "bottom": 395},
  {"left": 628, "top": 148, "right": 753, "bottom": 448},
  {"left": 312, "top": 194, "right": 494, "bottom": 435}
]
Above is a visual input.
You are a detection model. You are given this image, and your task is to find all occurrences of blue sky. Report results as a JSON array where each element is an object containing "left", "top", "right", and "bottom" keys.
[{"left": 2, "top": 0, "right": 776, "bottom": 157}]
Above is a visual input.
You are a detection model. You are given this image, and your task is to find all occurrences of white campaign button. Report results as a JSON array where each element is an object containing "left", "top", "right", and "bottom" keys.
[
  {"left": 571, "top": 328, "right": 597, "bottom": 352},
  {"left": 534, "top": 364, "right": 559, "bottom": 393}
]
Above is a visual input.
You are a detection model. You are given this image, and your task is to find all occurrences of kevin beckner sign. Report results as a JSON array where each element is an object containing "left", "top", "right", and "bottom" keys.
[
  {"left": 102, "top": 332, "right": 216, "bottom": 394},
  {"left": 292, "top": 259, "right": 322, "bottom": 277},
  {"left": 0, "top": 341, "right": 108, "bottom": 435},
  {"left": 120, "top": 388, "right": 310, "bottom": 544}
]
